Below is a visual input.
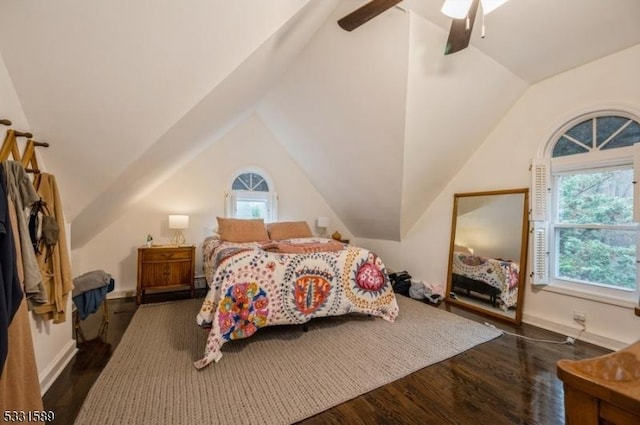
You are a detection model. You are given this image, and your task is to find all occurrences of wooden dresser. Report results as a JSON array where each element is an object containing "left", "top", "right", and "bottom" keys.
[
  {"left": 137, "top": 245, "right": 195, "bottom": 304},
  {"left": 557, "top": 341, "right": 640, "bottom": 425}
]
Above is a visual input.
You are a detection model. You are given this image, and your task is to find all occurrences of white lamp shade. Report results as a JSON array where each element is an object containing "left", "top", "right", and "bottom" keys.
[
  {"left": 169, "top": 214, "right": 189, "bottom": 229},
  {"left": 316, "top": 216, "right": 330, "bottom": 228}
]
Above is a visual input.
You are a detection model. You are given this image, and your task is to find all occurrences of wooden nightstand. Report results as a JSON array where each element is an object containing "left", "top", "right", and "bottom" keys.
[{"left": 137, "top": 245, "right": 195, "bottom": 304}]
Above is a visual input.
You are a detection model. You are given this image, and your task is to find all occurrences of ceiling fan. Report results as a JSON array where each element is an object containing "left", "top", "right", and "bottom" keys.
[{"left": 337, "top": 0, "right": 508, "bottom": 55}]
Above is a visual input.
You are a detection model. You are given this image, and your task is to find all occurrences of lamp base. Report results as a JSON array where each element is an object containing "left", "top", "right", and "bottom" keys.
[{"left": 171, "top": 231, "right": 186, "bottom": 246}]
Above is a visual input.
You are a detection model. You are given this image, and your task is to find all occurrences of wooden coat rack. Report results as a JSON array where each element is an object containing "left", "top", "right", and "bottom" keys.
[
  {"left": 0, "top": 118, "right": 49, "bottom": 173},
  {"left": 0, "top": 117, "right": 50, "bottom": 414}
]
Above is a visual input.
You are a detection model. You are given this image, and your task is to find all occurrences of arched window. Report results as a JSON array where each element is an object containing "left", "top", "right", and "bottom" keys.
[
  {"left": 531, "top": 112, "right": 640, "bottom": 304},
  {"left": 225, "top": 170, "right": 278, "bottom": 222},
  {"left": 551, "top": 115, "right": 640, "bottom": 157},
  {"left": 231, "top": 172, "right": 269, "bottom": 192}
]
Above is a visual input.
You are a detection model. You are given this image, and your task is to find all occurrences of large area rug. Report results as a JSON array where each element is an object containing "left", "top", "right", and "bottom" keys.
[{"left": 74, "top": 295, "right": 502, "bottom": 425}]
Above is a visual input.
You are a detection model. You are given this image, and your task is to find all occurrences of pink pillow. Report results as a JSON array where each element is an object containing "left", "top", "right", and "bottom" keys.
[
  {"left": 217, "top": 217, "right": 269, "bottom": 243},
  {"left": 266, "top": 221, "right": 313, "bottom": 240}
]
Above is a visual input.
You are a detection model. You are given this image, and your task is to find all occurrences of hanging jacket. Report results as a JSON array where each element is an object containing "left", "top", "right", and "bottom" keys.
[
  {"left": 0, "top": 163, "right": 23, "bottom": 374},
  {"left": 31, "top": 173, "right": 73, "bottom": 323}
]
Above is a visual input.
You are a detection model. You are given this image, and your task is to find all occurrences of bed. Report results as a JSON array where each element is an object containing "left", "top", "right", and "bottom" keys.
[
  {"left": 451, "top": 251, "right": 519, "bottom": 310},
  {"left": 194, "top": 219, "right": 399, "bottom": 369}
]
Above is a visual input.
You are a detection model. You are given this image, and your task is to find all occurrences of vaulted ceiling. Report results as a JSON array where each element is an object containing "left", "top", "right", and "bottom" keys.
[{"left": 0, "top": 0, "right": 639, "bottom": 247}]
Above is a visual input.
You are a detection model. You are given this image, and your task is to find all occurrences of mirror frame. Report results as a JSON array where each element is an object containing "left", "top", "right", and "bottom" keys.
[{"left": 445, "top": 188, "right": 529, "bottom": 324}]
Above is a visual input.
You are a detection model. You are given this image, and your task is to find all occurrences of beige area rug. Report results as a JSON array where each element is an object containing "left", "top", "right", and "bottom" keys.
[{"left": 74, "top": 295, "right": 502, "bottom": 425}]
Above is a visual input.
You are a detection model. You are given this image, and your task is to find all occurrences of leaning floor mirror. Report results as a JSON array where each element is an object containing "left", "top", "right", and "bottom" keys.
[{"left": 445, "top": 188, "right": 529, "bottom": 324}]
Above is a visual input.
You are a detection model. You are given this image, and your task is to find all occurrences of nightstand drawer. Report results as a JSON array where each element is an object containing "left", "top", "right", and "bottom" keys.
[{"left": 141, "top": 248, "right": 192, "bottom": 262}]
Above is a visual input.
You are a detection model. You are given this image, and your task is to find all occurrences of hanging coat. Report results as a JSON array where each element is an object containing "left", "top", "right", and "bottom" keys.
[
  {"left": 31, "top": 173, "right": 73, "bottom": 323},
  {"left": 0, "top": 163, "right": 24, "bottom": 374}
]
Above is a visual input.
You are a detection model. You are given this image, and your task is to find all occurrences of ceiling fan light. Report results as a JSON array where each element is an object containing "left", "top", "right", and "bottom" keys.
[
  {"left": 441, "top": 0, "right": 473, "bottom": 19},
  {"left": 480, "top": 0, "right": 509, "bottom": 15}
]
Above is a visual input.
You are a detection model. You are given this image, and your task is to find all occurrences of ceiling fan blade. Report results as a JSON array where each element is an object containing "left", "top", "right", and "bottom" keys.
[
  {"left": 338, "top": 0, "right": 403, "bottom": 32},
  {"left": 444, "top": 0, "right": 480, "bottom": 55}
]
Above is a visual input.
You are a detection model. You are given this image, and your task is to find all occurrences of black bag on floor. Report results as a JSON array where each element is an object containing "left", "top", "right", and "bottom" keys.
[{"left": 388, "top": 271, "right": 412, "bottom": 296}]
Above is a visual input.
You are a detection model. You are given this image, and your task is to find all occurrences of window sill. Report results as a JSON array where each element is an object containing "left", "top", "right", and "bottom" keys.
[{"left": 540, "top": 285, "right": 638, "bottom": 309}]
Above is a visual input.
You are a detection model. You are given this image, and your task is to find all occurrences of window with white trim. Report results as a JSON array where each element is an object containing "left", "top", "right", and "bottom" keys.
[
  {"left": 531, "top": 112, "right": 640, "bottom": 303},
  {"left": 225, "top": 171, "right": 278, "bottom": 222}
]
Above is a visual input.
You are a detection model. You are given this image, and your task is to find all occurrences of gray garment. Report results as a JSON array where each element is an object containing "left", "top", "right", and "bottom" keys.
[
  {"left": 72, "top": 270, "right": 112, "bottom": 297},
  {"left": 409, "top": 280, "right": 432, "bottom": 300},
  {"left": 3, "top": 161, "right": 46, "bottom": 303}
]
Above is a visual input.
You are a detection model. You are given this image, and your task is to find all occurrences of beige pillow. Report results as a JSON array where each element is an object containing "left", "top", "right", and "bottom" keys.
[
  {"left": 217, "top": 217, "right": 269, "bottom": 243},
  {"left": 266, "top": 221, "right": 313, "bottom": 240},
  {"left": 454, "top": 244, "right": 473, "bottom": 255}
]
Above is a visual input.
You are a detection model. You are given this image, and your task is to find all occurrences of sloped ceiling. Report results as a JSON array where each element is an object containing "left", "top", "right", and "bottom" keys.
[
  {"left": 400, "top": 12, "right": 527, "bottom": 236},
  {"left": 404, "top": 0, "right": 640, "bottom": 83},
  {"left": 1, "top": 0, "right": 639, "bottom": 247},
  {"left": 258, "top": 2, "right": 409, "bottom": 240},
  {"left": 0, "top": 0, "right": 320, "bottom": 219}
]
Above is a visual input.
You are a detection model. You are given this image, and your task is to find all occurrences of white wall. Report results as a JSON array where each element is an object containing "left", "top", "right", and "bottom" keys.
[
  {"left": 72, "top": 113, "right": 351, "bottom": 297},
  {"left": 0, "top": 52, "right": 76, "bottom": 394},
  {"left": 356, "top": 44, "right": 640, "bottom": 350}
]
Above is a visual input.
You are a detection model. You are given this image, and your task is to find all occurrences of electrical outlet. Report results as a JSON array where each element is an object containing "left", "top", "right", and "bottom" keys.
[{"left": 573, "top": 310, "right": 587, "bottom": 323}]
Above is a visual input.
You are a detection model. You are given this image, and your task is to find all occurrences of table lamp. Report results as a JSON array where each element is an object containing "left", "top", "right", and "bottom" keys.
[
  {"left": 169, "top": 214, "right": 189, "bottom": 246},
  {"left": 316, "top": 216, "right": 330, "bottom": 238}
]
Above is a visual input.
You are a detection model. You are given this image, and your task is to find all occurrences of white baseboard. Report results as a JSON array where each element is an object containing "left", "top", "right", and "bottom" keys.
[
  {"left": 108, "top": 289, "right": 136, "bottom": 299},
  {"left": 39, "top": 339, "right": 78, "bottom": 395},
  {"left": 522, "top": 313, "right": 628, "bottom": 351}
]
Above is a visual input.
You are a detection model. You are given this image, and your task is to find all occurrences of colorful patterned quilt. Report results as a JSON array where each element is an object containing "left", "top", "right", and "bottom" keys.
[
  {"left": 195, "top": 237, "right": 399, "bottom": 369},
  {"left": 452, "top": 251, "right": 520, "bottom": 309}
]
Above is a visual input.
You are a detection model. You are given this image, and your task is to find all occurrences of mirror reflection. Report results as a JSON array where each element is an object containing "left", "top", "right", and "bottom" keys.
[{"left": 446, "top": 189, "right": 529, "bottom": 324}]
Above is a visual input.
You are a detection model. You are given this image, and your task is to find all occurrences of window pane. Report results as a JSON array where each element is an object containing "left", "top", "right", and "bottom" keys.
[
  {"left": 596, "top": 116, "right": 629, "bottom": 147},
  {"left": 253, "top": 180, "right": 269, "bottom": 192},
  {"left": 236, "top": 200, "right": 267, "bottom": 219},
  {"left": 557, "top": 168, "right": 633, "bottom": 225},
  {"left": 231, "top": 179, "right": 246, "bottom": 190},
  {"left": 566, "top": 119, "right": 593, "bottom": 147},
  {"left": 601, "top": 120, "right": 640, "bottom": 150},
  {"left": 232, "top": 174, "right": 251, "bottom": 190},
  {"left": 556, "top": 228, "right": 636, "bottom": 290},
  {"left": 239, "top": 173, "right": 252, "bottom": 189},
  {"left": 552, "top": 136, "right": 589, "bottom": 158}
]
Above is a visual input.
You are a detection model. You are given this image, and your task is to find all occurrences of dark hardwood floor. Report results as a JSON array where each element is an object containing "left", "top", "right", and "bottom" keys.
[{"left": 43, "top": 292, "right": 611, "bottom": 425}]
